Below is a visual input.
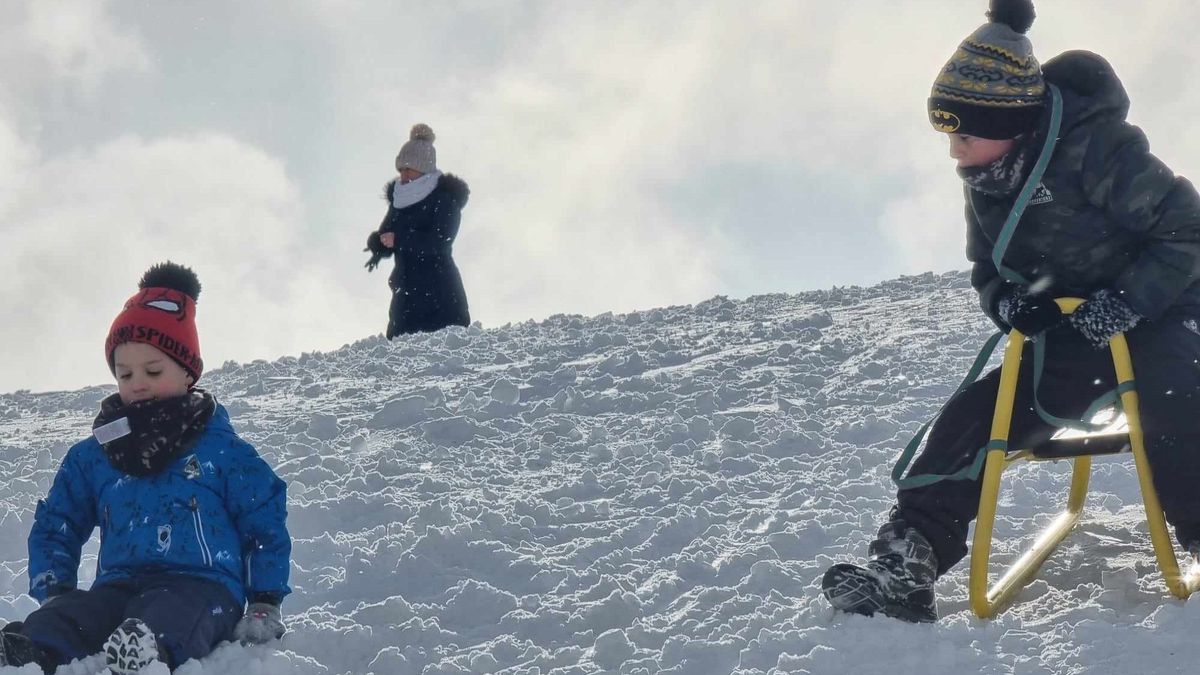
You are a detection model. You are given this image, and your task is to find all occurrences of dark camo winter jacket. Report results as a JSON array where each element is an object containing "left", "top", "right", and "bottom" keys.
[{"left": 968, "top": 50, "right": 1200, "bottom": 329}]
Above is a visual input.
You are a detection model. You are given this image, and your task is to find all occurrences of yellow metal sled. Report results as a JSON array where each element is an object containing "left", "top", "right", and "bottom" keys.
[{"left": 969, "top": 298, "right": 1200, "bottom": 618}]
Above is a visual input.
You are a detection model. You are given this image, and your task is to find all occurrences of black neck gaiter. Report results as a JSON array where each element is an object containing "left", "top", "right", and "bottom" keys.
[{"left": 92, "top": 390, "right": 216, "bottom": 477}]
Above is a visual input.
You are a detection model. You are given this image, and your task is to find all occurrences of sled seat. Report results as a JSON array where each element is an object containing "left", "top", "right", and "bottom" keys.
[
  {"left": 1012, "top": 410, "right": 1129, "bottom": 462},
  {"left": 969, "top": 298, "right": 1200, "bottom": 619}
]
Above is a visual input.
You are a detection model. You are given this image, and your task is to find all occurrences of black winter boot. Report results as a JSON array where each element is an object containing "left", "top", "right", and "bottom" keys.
[
  {"left": 0, "top": 622, "right": 50, "bottom": 671},
  {"left": 822, "top": 519, "right": 939, "bottom": 623}
]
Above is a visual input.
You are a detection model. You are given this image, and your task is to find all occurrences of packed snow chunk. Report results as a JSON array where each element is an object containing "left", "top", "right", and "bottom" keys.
[
  {"left": 659, "top": 636, "right": 741, "bottom": 675},
  {"left": 498, "top": 606, "right": 573, "bottom": 645},
  {"left": 367, "top": 647, "right": 420, "bottom": 675},
  {"left": 593, "top": 628, "right": 636, "bottom": 670},
  {"left": 173, "top": 640, "right": 328, "bottom": 675},
  {"left": 351, "top": 594, "right": 417, "bottom": 627},
  {"left": 489, "top": 379, "right": 521, "bottom": 406},
  {"left": 457, "top": 390, "right": 484, "bottom": 412},
  {"left": 675, "top": 554, "right": 717, "bottom": 582},
  {"left": 367, "top": 395, "right": 430, "bottom": 429},
  {"left": 423, "top": 416, "right": 488, "bottom": 445},
  {"left": 569, "top": 590, "right": 644, "bottom": 634},
  {"left": 834, "top": 414, "right": 900, "bottom": 444},
  {"left": 438, "top": 579, "right": 519, "bottom": 632},
  {"left": 467, "top": 650, "right": 500, "bottom": 673},
  {"left": 740, "top": 560, "right": 806, "bottom": 597},
  {"left": 718, "top": 417, "right": 758, "bottom": 442},
  {"left": 442, "top": 330, "right": 471, "bottom": 349},
  {"left": 306, "top": 412, "right": 341, "bottom": 440}
]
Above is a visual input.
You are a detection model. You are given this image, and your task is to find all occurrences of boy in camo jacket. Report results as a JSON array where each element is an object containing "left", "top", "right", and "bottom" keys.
[{"left": 823, "top": 0, "right": 1200, "bottom": 622}]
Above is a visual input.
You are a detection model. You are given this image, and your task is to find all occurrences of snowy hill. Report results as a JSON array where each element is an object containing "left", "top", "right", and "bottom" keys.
[{"left": 1, "top": 270, "right": 1197, "bottom": 675}]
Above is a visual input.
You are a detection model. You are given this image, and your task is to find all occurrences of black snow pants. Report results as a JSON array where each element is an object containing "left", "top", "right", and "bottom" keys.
[
  {"left": 19, "top": 573, "right": 242, "bottom": 670},
  {"left": 895, "top": 309, "right": 1200, "bottom": 576}
]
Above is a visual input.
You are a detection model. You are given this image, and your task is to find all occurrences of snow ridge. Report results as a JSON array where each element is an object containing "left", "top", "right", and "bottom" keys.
[{"left": 1, "top": 271, "right": 1197, "bottom": 674}]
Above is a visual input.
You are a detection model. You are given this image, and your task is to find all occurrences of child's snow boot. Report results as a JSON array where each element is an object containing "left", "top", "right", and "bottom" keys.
[
  {"left": 0, "top": 622, "right": 49, "bottom": 670},
  {"left": 822, "top": 519, "right": 939, "bottom": 623},
  {"left": 104, "top": 618, "right": 163, "bottom": 674}
]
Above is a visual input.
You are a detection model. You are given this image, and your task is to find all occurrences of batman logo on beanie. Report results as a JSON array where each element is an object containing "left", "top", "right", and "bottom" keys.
[{"left": 930, "top": 110, "right": 962, "bottom": 133}]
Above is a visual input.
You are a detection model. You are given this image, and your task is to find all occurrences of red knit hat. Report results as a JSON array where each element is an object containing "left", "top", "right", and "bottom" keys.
[{"left": 105, "top": 262, "right": 204, "bottom": 383}]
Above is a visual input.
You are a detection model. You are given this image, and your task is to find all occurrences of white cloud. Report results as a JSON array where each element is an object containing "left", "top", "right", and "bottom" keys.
[
  {"left": 0, "top": 111, "right": 37, "bottom": 212},
  {"left": 17, "top": 0, "right": 151, "bottom": 88},
  {"left": 0, "top": 133, "right": 372, "bottom": 393},
  {"left": 4, "top": 0, "right": 1200, "bottom": 393}
]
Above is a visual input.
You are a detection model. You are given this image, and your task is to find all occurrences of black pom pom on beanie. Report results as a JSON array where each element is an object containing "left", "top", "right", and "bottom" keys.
[
  {"left": 139, "top": 261, "right": 202, "bottom": 301},
  {"left": 987, "top": 0, "right": 1036, "bottom": 34}
]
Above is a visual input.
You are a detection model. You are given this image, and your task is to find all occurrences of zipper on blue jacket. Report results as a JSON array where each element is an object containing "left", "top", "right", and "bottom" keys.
[
  {"left": 100, "top": 505, "right": 110, "bottom": 573},
  {"left": 188, "top": 497, "right": 213, "bottom": 567}
]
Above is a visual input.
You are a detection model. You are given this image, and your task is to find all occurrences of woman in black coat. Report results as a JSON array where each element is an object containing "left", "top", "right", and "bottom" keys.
[{"left": 366, "top": 124, "right": 471, "bottom": 338}]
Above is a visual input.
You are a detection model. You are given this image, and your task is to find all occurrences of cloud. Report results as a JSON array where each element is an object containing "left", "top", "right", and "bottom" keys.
[
  {"left": 4, "top": 0, "right": 1200, "bottom": 393},
  {"left": 0, "top": 133, "right": 356, "bottom": 393},
  {"left": 9, "top": 0, "right": 151, "bottom": 89}
]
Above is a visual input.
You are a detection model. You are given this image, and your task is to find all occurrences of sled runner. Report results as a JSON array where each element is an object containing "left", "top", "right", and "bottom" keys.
[{"left": 969, "top": 297, "right": 1200, "bottom": 618}]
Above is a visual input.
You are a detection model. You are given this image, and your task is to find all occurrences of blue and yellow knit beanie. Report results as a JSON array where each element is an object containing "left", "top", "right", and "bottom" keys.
[{"left": 928, "top": 0, "right": 1046, "bottom": 140}]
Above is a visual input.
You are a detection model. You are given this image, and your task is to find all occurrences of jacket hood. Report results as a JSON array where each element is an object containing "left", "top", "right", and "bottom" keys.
[
  {"left": 207, "top": 402, "right": 233, "bottom": 435},
  {"left": 437, "top": 173, "right": 470, "bottom": 208},
  {"left": 1043, "top": 50, "right": 1130, "bottom": 134}
]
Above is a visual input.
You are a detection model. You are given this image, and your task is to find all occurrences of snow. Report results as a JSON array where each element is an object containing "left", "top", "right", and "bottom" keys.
[{"left": 1, "top": 270, "right": 1197, "bottom": 674}]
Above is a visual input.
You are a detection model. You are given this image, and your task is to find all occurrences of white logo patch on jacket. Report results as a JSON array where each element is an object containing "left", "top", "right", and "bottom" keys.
[
  {"left": 184, "top": 455, "right": 202, "bottom": 479},
  {"left": 1029, "top": 182, "right": 1054, "bottom": 205}
]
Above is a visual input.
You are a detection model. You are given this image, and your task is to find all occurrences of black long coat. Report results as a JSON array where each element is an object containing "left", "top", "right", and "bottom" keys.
[{"left": 367, "top": 174, "right": 471, "bottom": 337}]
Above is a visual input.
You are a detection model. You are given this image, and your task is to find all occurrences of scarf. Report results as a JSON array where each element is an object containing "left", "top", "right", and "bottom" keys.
[
  {"left": 957, "top": 135, "right": 1040, "bottom": 197},
  {"left": 92, "top": 389, "right": 216, "bottom": 477},
  {"left": 390, "top": 171, "right": 443, "bottom": 209}
]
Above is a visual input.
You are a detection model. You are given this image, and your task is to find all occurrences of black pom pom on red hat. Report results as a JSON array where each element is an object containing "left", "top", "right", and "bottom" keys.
[
  {"left": 987, "top": 0, "right": 1036, "bottom": 34},
  {"left": 138, "top": 262, "right": 201, "bottom": 301}
]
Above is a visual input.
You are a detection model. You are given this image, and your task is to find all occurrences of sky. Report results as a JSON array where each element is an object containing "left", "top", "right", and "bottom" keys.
[{"left": 1, "top": 0, "right": 1199, "bottom": 394}]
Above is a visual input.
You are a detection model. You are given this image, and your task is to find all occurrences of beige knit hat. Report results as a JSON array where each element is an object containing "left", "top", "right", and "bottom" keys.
[{"left": 395, "top": 124, "right": 437, "bottom": 174}]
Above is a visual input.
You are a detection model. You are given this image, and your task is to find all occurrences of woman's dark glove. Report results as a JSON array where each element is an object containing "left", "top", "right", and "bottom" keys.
[
  {"left": 365, "top": 232, "right": 387, "bottom": 272},
  {"left": 1068, "top": 288, "right": 1142, "bottom": 349},
  {"left": 997, "top": 288, "right": 1064, "bottom": 337}
]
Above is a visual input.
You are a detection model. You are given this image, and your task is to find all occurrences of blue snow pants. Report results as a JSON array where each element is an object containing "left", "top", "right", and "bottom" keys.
[
  {"left": 894, "top": 309, "right": 1200, "bottom": 576},
  {"left": 20, "top": 573, "right": 242, "bottom": 670}
]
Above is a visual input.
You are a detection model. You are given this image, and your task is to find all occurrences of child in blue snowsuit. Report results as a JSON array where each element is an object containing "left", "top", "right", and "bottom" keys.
[
  {"left": 822, "top": 0, "right": 1200, "bottom": 623},
  {"left": 0, "top": 263, "right": 292, "bottom": 673}
]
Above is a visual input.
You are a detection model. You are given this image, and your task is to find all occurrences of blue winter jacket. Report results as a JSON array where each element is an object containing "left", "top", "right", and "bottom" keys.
[{"left": 27, "top": 404, "right": 291, "bottom": 606}]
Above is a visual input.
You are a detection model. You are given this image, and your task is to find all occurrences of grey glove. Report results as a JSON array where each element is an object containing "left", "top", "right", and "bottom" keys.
[
  {"left": 1068, "top": 288, "right": 1142, "bottom": 349},
  {"left": 234, "top": 602, "right": 284, "bottom": 645}
]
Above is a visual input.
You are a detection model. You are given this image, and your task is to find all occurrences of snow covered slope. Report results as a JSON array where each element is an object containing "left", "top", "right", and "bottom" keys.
[{"left": 1, "top": 271, "right": 1197, "bottom": 675}]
